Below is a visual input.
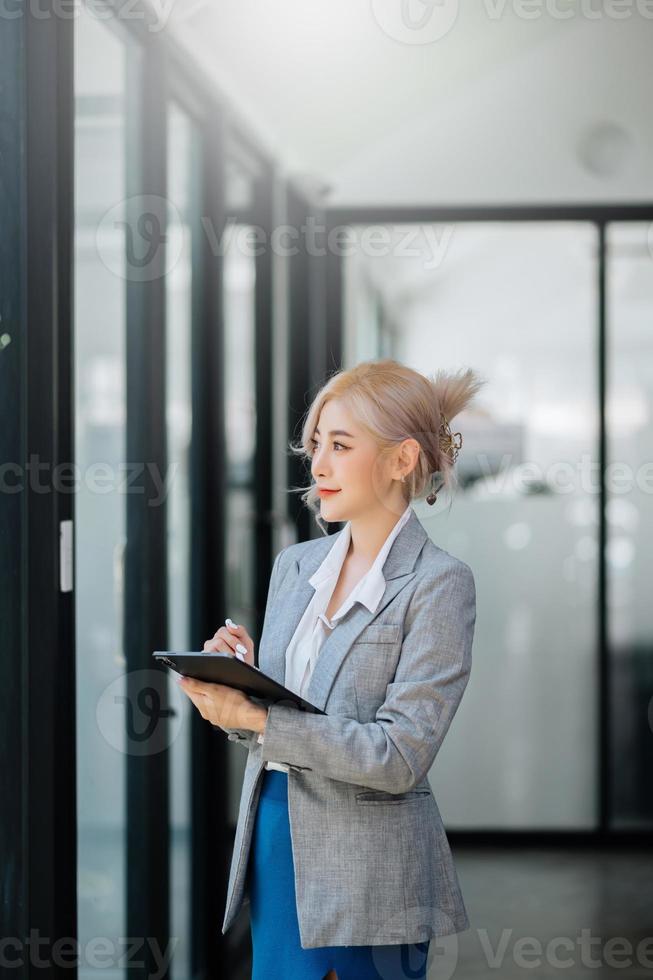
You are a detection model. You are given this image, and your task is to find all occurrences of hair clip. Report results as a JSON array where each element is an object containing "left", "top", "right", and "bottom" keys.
[
  {"left": 426, "top": 415, "right": 464, "bottom": 505},
  {"left": 439, "top": 414, "right": 463, "bottom": 465}
]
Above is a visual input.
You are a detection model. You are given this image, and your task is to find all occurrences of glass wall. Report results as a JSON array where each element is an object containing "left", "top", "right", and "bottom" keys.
[
  {"left": 222, "top": 228, "right": 257, "bottom": 629},
  {"left": 343, "top": 249, "right": 393, "bottom": 364},
  {"left": 606, "top": 222, "right": 653, "bottom": 830},
  {"left": 74, "top": 10, "right": 132, "bottom": 975},
  {"left": 72, "top": 15, "right": 280, "bottom": 969},
  {"left": 223, "top": 160, "right": 257, "bottom": 631},
  {"left": 165, "top": 101, "right": 201, "bottom": 979},
  {"left": 222, "top": 155, "right": 258, "bottom": 819},
  {"left": 344, "top": 222, "right": 600, "bottom": 829}
]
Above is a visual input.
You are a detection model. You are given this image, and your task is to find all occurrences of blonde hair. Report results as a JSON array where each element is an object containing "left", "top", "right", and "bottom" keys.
[{"left": 287, "top": 358, "right": 487, "bottom": 535}]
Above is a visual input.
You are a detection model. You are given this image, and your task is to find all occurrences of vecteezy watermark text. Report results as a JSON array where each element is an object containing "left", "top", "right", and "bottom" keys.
[
  {"left": 0, "top": 931, "right": 177, "bottom": 976},
  {"left": 200, "top": 217, "right": 455, "bottom": 266},
  {"left": 370, "top": 0, "right": 653, "bottom": 46},
  {"left": 4, "top": 453, "right": 653, "bottom": 501},
  {"left": 474, "top": 452, "right": 653, "bottom": 496},
  {"left": 0, "top": 0, "right": 207, "bottom": 34},
  {"left": 0, "top": 457, "right": 177, "bottom": 506},
  {"left": 94, "top": 199, "right": 456, "bottom": 282}
]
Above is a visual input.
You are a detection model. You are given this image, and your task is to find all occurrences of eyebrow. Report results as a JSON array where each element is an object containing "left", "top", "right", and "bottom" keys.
[{"left": 314, "top": 427, "right": 355, "bottom": 438}]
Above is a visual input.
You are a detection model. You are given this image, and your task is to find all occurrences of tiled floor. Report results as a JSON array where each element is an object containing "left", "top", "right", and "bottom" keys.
[
  {"left": 230, "top": 847, "right": 653, "bottom": 979},
  {"left": 448, "top": 847, "right": 653, "bottom": 979}
]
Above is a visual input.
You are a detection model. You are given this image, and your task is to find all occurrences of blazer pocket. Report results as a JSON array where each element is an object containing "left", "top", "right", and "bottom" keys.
[
  {"left": 355, "top": 623, "right": 402, "bottom": 645},
  {"left": 356, "top": 788, "right": 431, "bottom": 805}
]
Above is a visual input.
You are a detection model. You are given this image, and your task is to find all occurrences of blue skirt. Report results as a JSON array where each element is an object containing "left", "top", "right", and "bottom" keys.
[{"left": 247, "top": 768, "right": 430, "bottom": 980}]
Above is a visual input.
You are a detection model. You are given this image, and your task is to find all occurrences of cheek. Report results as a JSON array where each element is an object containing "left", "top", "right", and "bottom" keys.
[
  {"left": 339, "top": 454, "right": 366, "bottom": 483},
  {"left": 364, "top": 453, "right": 387, "bottom": 486},
  {"left": 343, "top": 455, "right": 379, "bottom": 492}
]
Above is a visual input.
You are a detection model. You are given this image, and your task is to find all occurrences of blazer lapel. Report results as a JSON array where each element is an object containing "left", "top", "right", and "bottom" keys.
[
  {"left": 262, "top": 508, "right": 429, "bottom": 713},
  {"left": 259, "top": 533, "right": 334, "bottom": 687}
]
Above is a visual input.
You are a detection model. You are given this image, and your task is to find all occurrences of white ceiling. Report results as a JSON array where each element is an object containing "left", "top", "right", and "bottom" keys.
[{"left": 165, "top": 1, "right": 653, "bottom": 207}]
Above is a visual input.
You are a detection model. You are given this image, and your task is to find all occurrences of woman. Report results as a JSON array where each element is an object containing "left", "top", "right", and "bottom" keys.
[{"left": 179, "top": 359, "right": 485, "bottom": 980}]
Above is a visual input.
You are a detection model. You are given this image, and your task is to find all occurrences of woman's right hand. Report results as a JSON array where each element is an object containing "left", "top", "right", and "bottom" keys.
[{"left": 203, "top": 618, "right": 255, "bottom": 667}]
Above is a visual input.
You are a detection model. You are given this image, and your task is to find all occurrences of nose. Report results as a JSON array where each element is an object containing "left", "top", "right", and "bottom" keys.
[{"left": 311, "top": 444, "right": 329, "bottom": 479}]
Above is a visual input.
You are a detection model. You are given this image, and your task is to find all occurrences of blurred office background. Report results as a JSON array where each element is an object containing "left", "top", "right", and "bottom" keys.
[{"left": 2, "top": 2, "right": 653, "bottom": 978}]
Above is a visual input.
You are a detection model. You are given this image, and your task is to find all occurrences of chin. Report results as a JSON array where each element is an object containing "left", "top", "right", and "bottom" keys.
[
  {"left": 320, "top": 496, "right": 346, "bottom": 517},
  {"left": 323, "top": 500, "right": 370, "bottom": 525}
]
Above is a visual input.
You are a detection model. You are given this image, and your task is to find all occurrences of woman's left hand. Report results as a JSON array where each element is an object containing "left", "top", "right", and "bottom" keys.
[{"left": 177, "top": 676, "right": 267, "bottom": 733}]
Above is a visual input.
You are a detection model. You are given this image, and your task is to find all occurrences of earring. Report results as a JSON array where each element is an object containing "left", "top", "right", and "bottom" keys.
[{"left": 426, "top": 470, "right": 444, "bottom": 506}]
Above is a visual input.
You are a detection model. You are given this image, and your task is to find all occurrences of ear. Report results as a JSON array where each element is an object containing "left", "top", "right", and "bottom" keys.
[{"left": 393, "top": 437, "right": 420, "bottom": 480}]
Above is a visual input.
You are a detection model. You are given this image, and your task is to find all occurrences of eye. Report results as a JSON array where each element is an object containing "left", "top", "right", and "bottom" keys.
[{"left": 309, "top": 438, "right": 349, "bottom": 454}]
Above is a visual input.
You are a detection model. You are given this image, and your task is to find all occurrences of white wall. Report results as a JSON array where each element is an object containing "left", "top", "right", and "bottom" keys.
[
  {"left": 329, "top": 15, "right": 653, "bottom": 206},
  {"left": 169, "top": 3, "right": 653, "bottom": 207}
]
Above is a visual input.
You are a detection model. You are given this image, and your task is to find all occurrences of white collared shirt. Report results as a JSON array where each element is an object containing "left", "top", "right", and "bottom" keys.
[{"left": 259, "top": 503, "right": 413, "bottom": 772}]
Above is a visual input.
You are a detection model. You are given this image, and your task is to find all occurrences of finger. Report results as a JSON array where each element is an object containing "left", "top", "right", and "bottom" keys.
[
  {"left": 182, "top": 688, "right": 210, "bottom": 721},
  {"left": 225, "top": 620, "right": 254, "bottom": 662},
  {"left": 203, "top": 639, "right": 227, "bottom": 653},
  {"left": 179, "top": 676, "right": 210, "bottom": 696},
  {"left": 214, "top": 625, "right": 237, "bottom": 644},
  {"left": 185, "top": 685, "right": 227, "bottom": 727},
  {"left": 204, "top": 628, "right": 236, "bottom": 653},
  {"left": 180, "top": 677, "right": 235, "bottom": 704},
  {"left": 204, "top": 632, "right": 246, "bottom": 661},
  {"left": 225, "top": 620, "right": 252, "bottom": 649},
  {"left": 177, "top": 680, "right": 205, "bottom": 701}
]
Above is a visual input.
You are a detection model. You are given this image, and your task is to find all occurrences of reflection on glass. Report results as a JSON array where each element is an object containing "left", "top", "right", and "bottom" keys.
[
  {"left": 223, "top": 224, "right": 257, "bottom": 626},
  {"left": 344, "top": 222, "right": 600, "bottom": 829},
  {"left": 222, "top": 212, "right": 257, "bottom": 821},
  {"left": 165, "top": 102, "right": 200, "bottom": 979},
  {"left": 343, "top": 252, "right": 390, "bottom": 363},
  {"left": 607, "top": 222, "right": 653, "bottom": 830},
  {"left": 74, "top": 9, "right": 129, "bottom": 975}
]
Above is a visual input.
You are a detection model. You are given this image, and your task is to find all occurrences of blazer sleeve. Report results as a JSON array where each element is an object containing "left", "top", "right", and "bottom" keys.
[
  {"left": 222, "top": 548, "right": 287, "bottom": 747},
  {"left": 258, "top": 559, "right": 476, "bottom": 792}
]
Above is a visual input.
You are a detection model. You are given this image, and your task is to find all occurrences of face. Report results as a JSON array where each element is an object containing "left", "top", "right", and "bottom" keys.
[{"left": 309, "top": 398, "right": 405, "bottom": 523}]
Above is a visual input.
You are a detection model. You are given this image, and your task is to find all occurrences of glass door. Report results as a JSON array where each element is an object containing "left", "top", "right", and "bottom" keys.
[
  {"left": 74, "top": 10, "right": 132, "bottom": 973},
  {"left": 222, "top": 153, "right": 259, "bottom": 818},
  {"left": 165, "top": 99, "right": 203, "bottom": 979},
  {"left": 606, "top": 222, "right": 653, "bottom": 830},
  {"left": 75, "top": 10, "right": 172, "bottom": 975},
  {"left": 344, "top": 221, "right": 601, "bottom": 829}
]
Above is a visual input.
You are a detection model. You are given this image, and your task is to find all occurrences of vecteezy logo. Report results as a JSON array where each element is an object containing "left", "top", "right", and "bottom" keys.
[
  {"left": 371, "top": 0, "right": 459, "bottom": 44},
  {"left": 95, "top": 194, "right": 184, "bottom": 282},
  {"left": 96, "top": 668, "right": 185, "bottom": 756},
  {"left": 371, "top": 906, "right": 459, "bottom": 979}
]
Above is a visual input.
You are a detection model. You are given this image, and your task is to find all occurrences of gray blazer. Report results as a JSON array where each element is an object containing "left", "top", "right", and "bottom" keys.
[{"left": 221, "top": 507, "right": 476, "bottom": 949}]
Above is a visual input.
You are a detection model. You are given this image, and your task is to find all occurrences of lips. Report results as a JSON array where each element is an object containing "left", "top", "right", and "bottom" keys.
[{"left": 318, "top": 488, "right": 340, "bottom": 496}]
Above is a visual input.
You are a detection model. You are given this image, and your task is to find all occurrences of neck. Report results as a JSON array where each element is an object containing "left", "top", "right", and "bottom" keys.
[{"left": 347, "top": 498, "right": 409, "bottom": 565}]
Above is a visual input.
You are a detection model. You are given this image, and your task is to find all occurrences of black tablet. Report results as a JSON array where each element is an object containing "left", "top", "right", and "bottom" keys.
[{"left": 152, "top": 651, "right": 326, "bottom": 715}]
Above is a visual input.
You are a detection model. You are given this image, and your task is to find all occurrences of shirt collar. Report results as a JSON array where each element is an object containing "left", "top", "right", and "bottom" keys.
[{"left": 309, "top": 503, "right": 413, "bottom": 618}]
